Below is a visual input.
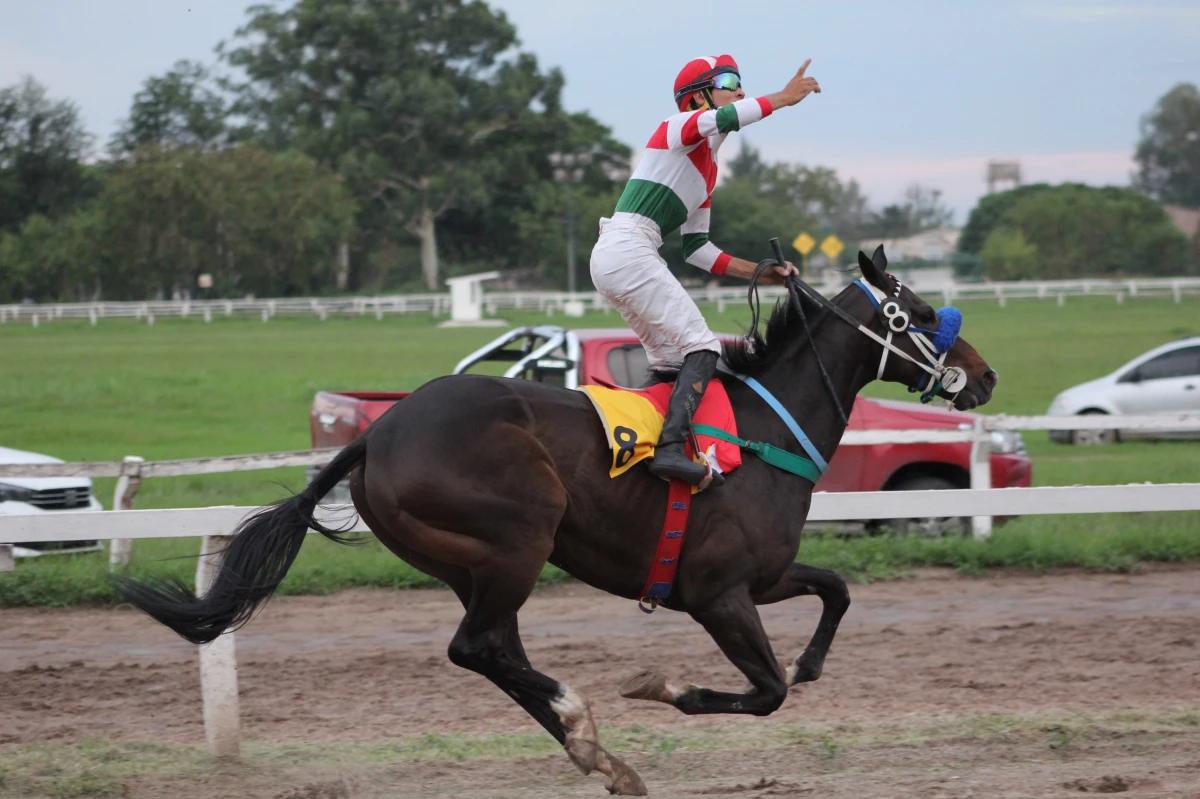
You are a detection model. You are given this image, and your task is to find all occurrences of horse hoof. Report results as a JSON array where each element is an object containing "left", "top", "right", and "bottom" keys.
[
  {"left": 619, "top": 670, "right": 670, "bottom": 703},
  {"left": 604, "top": 753, "right": 648, "bottom": 796},
  {"left": 790, "top": 651, "right": 824, "bottom": 685}
]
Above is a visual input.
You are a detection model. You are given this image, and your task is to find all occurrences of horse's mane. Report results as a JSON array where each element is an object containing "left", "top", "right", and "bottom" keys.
[{"left": 721, "top": 287, "right": 829, "bottom": 377}]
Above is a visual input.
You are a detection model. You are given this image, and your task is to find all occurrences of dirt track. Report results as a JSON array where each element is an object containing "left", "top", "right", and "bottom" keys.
[{"left": 3, "top": 568, "right": 1200, "bottom": 797}]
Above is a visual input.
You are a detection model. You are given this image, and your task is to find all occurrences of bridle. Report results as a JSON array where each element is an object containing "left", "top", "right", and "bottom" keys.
[
  {"left": 745, "top": 252, "right": 968, "bottom": 426},
  {"left": 847, "top": 275, "right": 967, "bottom": 405}
]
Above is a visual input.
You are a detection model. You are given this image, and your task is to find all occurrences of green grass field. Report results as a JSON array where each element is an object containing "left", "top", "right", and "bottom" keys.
[{"left": 2, "top": 294, "right": 1198, "bottom": 605}]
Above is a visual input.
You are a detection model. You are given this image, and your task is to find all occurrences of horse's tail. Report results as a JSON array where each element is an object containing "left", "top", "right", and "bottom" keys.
[{"left": 113, "top": 436, "right": 369, "bottom": 645}]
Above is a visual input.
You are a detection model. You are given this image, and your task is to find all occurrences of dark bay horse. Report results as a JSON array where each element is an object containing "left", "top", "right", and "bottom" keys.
[{"left": 116, "top": 246, "right": 996, "bottom": 796}]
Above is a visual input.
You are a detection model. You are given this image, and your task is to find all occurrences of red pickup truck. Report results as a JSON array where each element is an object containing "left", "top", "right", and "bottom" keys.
[{"left": 311, "top": 326, "right": 1032, "bottom": 534}]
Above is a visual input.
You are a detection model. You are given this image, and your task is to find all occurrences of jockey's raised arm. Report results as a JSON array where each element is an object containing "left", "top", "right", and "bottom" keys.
[{"left": 664, "top": 96, "right": 776, "bottom": 151}]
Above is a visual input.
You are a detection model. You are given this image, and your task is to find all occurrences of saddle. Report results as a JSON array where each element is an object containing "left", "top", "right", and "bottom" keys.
[{"left": 578, "top": 378, "right": 743, "bottom": 483}]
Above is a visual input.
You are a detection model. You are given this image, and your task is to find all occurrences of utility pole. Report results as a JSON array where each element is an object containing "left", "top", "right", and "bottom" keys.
[{"left": 550, "top": 151, "right": 592, "bottom": 294}]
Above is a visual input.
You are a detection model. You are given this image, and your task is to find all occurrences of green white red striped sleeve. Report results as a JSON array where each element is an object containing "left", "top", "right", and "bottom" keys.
[
  {"left": 681, "top": 204, "right": 732, "bottom": 275},
  {"left": 668, "top": 97, "right": 774, "bottom": 149}
]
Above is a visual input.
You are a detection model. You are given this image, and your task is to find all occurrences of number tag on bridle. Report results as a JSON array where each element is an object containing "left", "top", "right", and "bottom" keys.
[{"left": 880, "top": 299, "right": 910, "bottom": 333}]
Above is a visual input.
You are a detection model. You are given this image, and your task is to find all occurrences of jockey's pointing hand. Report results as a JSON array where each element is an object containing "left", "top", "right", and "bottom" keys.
[
  {"left": 777, "top": 59, "right": 820, "bottom": 107},
  {"left": 763, "top": 59, "right": 820, "bottom": 111}
]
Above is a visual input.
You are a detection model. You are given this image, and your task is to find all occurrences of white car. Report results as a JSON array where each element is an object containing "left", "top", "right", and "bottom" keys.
[
  {"left": 1047, "top": 336, "right": 1200, "bottom": 444},
  {"left": 0, "top": 446, "right": 105, "bottom": 556}
]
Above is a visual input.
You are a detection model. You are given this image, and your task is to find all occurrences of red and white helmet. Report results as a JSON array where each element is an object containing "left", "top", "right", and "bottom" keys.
[{"left": 673, "top": 55, "right": 740, "bottom": 111}]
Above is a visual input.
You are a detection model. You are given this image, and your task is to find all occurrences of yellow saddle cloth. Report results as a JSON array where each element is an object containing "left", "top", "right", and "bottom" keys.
[{"left": 578, "top": 382, "right": 743, "bottom": 479}]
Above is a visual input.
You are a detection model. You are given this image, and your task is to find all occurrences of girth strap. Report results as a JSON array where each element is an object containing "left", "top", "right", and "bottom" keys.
[{"left": 692, "top": 423, "right": 823, "bottom": 484}]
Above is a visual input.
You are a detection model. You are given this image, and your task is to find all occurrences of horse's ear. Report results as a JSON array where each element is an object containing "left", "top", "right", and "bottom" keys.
[
  {"left": 858, "top": 249, "right": 887, "bottom": 291},
  {"left": 872, "top": 244, "right": 888, "bottom": 270}
]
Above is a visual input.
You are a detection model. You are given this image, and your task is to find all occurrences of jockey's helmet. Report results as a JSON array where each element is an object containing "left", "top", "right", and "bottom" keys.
[{"left": 673, "top": 55, "right": 740, "bottom": 111}]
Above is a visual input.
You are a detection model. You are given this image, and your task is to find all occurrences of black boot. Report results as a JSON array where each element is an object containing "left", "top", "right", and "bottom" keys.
[{"left": 647, "top": 350, "right": 723, "bottom": 487}]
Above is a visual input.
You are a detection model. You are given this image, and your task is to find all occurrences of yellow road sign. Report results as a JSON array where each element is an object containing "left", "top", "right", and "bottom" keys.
[
  {"left": 820, "top": 234, "right": 844, "bottom": 260},
  {"left": 792, "top": 232, "right": 816, "bottom": 256}
]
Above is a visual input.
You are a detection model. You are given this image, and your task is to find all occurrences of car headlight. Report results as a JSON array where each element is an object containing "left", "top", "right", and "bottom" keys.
[
  {"left": 990, "top": 430, "right": 1025, "bottom": 454},
  {"left": 0, "top": 483, "right": 35, "bottom": 502},
  {"left": 1048, "top": 394, "right": 1067, "bottom": 413}
]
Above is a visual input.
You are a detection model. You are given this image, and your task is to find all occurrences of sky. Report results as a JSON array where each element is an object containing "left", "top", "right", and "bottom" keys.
[{"left": 2, "top": 0, "right": 1198, "bottom": 221}]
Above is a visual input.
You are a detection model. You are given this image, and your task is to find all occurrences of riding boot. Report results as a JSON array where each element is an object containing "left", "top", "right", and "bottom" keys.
[
  {"left": 639, "top": 369, "right": 674, "bottom": 388},
  {"left": 647, "top": 350, "right": 724, "bottom": 487}
]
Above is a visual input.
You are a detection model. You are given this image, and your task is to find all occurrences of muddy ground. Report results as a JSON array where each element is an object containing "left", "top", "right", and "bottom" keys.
[{"left": 3, "top": 568, "right": 1199, "bottom": 797}]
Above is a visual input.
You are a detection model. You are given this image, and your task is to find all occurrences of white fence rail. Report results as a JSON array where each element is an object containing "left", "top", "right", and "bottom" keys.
[
  {"left": 5, "top": 276, "right": 1198, "bottom": 326},
  {"left": 2, "top": 412, "right": 1198, "bottom": 758}
]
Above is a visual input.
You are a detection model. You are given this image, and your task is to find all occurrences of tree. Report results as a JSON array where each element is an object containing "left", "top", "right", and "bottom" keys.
[
  {"left": 509, "top": 181, "right": 623, "bottom": 289},
  {"left": 1134, "top": 83, "right": 1200, "bottom": 209},
  {"left": 93, "top": 145, "right": 355, "bottom": 299},
  {"left": 439, "top": 110, "right": 630, "bottom": 286},
  {"left": 222, "top": 0, "right": 596, "bottom": 289},
  {"left": 0, "top": 209, "right": 107, "bottom": 302},
  {"left": 958, "top": 183, "right": 1053, "bottom": 254},
  {"left": 0, "top": 76, "right": 97, "bottom": 233},
  {"left": 0, "top": 144, "right": 358, "bottom": 302},
  {"left": 709, "top": 172, "right": 812, "bottom": 270},
  {"left": 981, "top": 184, "right": 1190, "bottom": 279},
  {"left": 706, "top": 142, "right": 878, "bottom": 270},
  {"left": 111, "top": 60, "right": 229, "bottom": 155},
  {"left": 868, "top": 184, "right": 954, "bottom": 241},
  {"left": 726, "top": 142, "right": 768, "bottom": 183}
]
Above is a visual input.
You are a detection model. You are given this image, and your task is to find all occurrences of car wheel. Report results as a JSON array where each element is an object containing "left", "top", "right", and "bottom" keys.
[
  {"left": 868, "top": 475, "right": 969, "bottom": 538},
  {"left": 1071, "top": 410, "right": 1116, "bottom": 446}
]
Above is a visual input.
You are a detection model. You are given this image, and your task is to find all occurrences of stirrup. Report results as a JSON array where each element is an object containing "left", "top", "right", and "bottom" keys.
[{"left": 647, "top": 448, "right": 724, "bottom": 489}]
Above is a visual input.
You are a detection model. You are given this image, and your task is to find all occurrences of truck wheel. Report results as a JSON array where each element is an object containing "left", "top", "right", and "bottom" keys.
[
  {"left": 1071, "top": 410, "right": 1116, "bottom": 446},
  {"left": 869, "top": 475, "right": 969, "bottom": 537}
]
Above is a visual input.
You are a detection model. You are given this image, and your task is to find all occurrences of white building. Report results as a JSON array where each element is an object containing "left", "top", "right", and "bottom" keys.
[{"left": 866, "top": 227, "right": 962, "bottom": 264}]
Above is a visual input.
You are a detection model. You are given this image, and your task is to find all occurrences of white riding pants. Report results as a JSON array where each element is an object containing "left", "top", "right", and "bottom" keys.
[{"left": 590, "top": 217, "right": 722, "bottom": 371}]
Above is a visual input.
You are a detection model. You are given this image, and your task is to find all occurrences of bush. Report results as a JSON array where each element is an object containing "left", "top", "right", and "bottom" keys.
[{"left": 980, "top": 228, "right": 1038, "bottom": 280}]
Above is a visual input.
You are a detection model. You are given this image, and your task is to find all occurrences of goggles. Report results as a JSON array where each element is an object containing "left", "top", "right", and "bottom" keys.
[
  {"left": 711, "top": 72, "right": 741, "bottom": 92},
  {"left": 674, "top": 68, "right": 742, "bottom": 105}
]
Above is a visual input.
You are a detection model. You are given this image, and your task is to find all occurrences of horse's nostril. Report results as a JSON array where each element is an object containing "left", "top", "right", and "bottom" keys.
[{"left": 982, "top": 369, "right": 999, "bottom": 389}]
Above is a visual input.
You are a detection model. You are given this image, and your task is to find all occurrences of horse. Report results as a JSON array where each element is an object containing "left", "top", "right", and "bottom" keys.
[{"left": 115, "top": 245, "right": 997, "bottom": 796}]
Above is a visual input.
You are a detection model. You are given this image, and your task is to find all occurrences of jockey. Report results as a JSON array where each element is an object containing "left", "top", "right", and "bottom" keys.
[{"left": 590, "top": 55, "right": 821, "bottom": 486}]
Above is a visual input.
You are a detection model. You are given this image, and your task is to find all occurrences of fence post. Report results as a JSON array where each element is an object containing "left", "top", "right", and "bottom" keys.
[
  {"left": 969, "top": 419, "right": 993, "bottom": 540},
  {"left": 197, "top": 535, "right": 241, "bottom": 757},
  {"left": 0, "top": 544, "right": 12, "bottom": 572},
  {"left": 108, "top": 456, "right": 145, "bottom": 570}
]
